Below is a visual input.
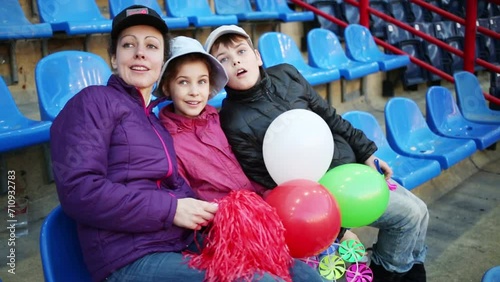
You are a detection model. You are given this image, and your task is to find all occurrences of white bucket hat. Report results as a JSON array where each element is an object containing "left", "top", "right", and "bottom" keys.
[
  {"left": 158, "top": 36, "right": 228, "bottom": 99},
  {"left": 204, "top": 25, "right": 251, "bottom": 53}
]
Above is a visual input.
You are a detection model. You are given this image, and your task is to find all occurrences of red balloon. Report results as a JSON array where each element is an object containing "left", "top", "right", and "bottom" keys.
[{"left": 265, "top": 179, "right": 341, "bottom": 258}]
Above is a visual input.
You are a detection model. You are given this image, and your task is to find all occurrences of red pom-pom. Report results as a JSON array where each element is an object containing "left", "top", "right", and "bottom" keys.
[{"left": 187, "top": 190, "right": 293, "bottom": 282}]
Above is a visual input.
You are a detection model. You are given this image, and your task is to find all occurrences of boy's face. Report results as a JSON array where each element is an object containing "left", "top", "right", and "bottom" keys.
[
  {"left": 164, "top": 60, "right": 210, "bottom": 118},
  {"left": 210, "top": 38, "right": 263, "bottom": 91}
]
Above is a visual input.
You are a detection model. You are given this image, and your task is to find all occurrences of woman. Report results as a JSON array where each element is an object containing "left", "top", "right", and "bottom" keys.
[{"left": 50, "top": 5, "right": 217, "bottom": 282}]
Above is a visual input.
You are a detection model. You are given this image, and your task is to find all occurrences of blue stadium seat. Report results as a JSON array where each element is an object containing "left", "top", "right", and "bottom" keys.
[
  {"left": 36, "top": 0, "right": 112, "bottom": 35},
  {"left": 255, "top": 0, "right": 315, "bottom": 22},
  {"left": 385, "top": 97, "right": 477, "bottom": 170},
  {"left": 307, "top": 28, "right": 379, "bottom": 80},
  {"left": 426, "top": 86, "right": 500, "bottom": 150},
  {"left": 308, "top": 0, "right": 344, "bottom": 38},
  {"left": 209, "top": 89, "right": 227, "bottom": 108},
  {"left": 0, "top": 0, "right": 53, "bottom": 40},
  {"left": 387, "top": 0, "right": 413, "bottom": 23},
  {"left": 214, "top": 0, "right": 280, "bottom": 22},
  {"left": 258, "top": 31, "right": 340, "bottom": 86},
  {"left": 482, "top": 266, "right": 500, "bottom": 282},
  {"left": 40, "top": 205, "right": 92, "bottom": 282},
  {"left": 476, "top": 18, "right": 498, "bottom": 65},
  {"left": 412, "top": 22, "right": 445, "bottom": 83},
  {"left": 433, "top": 21, "right": 466, "bottom": 74},
  {"left": 35, "top": 51, "right": 112, "bottom": 121},
  {"left": 453, "top": 71, "right": 500, "bottom": 124},
  {"left": 0, "top": 77, "right": 51, "bottom": 153},
  {"left": 164, "top": 0, "right": 238, "bottom": 27},
  {"left": 369, "top": 0, "right": 390, "bottom": 39},
  {"left": 385, "top": 23, "right": 427, "bottom": 88},
  {"left": 408, "top": 2, "right": 425, "bottom": 23},
  {"left": 340, "top": 1, "right": 360, "bottom": 25},
  {"left": 108, "top": 0, "right": 189, "bottom": 29},
  {"left": 344, "top": 24, "right": 410, "bottom": 72},
  {"left": 342, "top": 110, "right": 441, "bottom": 190}
]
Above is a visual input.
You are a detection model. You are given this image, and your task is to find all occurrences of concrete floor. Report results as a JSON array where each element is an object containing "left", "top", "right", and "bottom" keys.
[{"left": 0, "top": 72, "right": 499, "bottom": 282}]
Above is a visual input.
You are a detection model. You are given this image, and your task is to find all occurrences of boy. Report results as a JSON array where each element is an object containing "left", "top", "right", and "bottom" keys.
[{"left": 205, "top": 25, "right": 428, "bottom": 282}]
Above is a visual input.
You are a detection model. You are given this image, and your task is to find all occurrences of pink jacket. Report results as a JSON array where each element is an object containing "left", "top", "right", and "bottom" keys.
[{"left": 160, "top": 104, "right": 265, "bottom": 201}]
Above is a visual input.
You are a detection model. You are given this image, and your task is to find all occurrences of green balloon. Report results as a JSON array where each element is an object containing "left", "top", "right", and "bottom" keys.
[{"left": 319, "top": 163, "right": 390, "bottom": 228}]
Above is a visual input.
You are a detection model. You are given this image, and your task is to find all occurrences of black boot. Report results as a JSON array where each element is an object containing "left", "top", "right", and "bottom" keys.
[
  {"left": 370, "top": 262, "right": 405, "bottom": 282},
  {"left": 403, "top": 263, "right": 426, "bottom": 282}
]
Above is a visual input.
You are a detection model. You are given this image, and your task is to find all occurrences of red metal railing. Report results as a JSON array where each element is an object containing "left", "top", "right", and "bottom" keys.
[{"left": 289, "top": 0, "right": 500, "bottom": 105}]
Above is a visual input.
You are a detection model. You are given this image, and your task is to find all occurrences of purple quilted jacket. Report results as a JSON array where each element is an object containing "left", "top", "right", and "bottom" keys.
[{"left": 50, "top": 74, "right": 196, "bottom": 282}]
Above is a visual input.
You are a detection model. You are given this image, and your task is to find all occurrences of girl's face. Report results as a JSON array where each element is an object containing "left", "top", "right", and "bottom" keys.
[
  {"left": 111, "top": 25, "right": 164, "bottom": 97},
  {"left": 166, "top": 60, "right": 210, "bottom": 118}
]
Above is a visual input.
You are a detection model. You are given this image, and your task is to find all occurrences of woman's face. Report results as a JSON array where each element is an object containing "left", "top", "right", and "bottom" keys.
[
  {"left": 111, "top": 25, "right": 164, "bottom": 96},
  {"left": 167, "top": 60, "right": 210, "bottom": 118}
]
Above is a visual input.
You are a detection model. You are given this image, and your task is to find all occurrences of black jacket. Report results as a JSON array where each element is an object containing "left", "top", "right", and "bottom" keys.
[{"left": 219, "top": 64, "right": 377, "bottom": 189}]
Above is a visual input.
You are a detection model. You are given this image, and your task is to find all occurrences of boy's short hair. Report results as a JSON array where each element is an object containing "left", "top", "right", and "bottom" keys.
[{"left": 204, "top": 25, "right": 255, "bottom": 54}]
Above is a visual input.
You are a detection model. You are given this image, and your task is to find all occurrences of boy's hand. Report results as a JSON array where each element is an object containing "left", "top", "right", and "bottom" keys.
[
  {"left": 173, "top": 198, "right": 218, "bottom": 230},
  {"left": 364, "top": 155, "right": 393, "bottom": 180}
]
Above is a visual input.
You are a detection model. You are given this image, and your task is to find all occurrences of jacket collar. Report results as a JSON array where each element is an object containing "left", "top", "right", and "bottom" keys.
[
  {"left": 225, "top": 67, "right": 272, "bottom": 103},
  {"left": 159, "top": 104, "right": 218, "bottom": 134},
  {"left": 107, "top": 74, "right": 167, "bottom": 110}
]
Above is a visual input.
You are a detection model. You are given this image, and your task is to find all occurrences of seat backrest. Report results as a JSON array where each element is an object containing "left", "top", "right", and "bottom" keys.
[
  {"left": 385, "top": 97, "right": 434, "bottom": 147},
  {"left": 258, "top": 32, "right": 309, "bottom": 69},
  {"left": 369, "top": 1, "right": 390, "bottom": 38},
  {"left": 344, "top": 24, "right": 380, "bottom": 61},
  {"left": 425, "top": 86, "right": 463, "bottom": 133},
  {"left": 35, "top": 51, "right": 112, "bottom": 121},
  {"left": 409, "top": 3, "right": 425, "bottom": 22},
  {"left": 307, "top": 28, "right": 349, "bottom": 68},
  {"left": 385, "top": 23, "right": 413, "bottom": 46},
  {"left": 482, "top": 266, "right": 500, "bottom": 282},
  {"left": 37, "top": 0, "right": 106, "bottom": 23},
  {"left": 2, "top": 0, "right": 39, "bottom": 26},
  {"left": 0, "top": 76, "right": 29, "bottom": 126},
  {"left": 454, "top": 71, "right": 490, "bottom": 114},
  {"left": 388, "top": 0, "right": 411, "bottom": 22},
  {"left": 0, "top": 0, "right": 53, "bottom": 40},
  {"left": 340, "top": 2, "right": 359, "bottom": 24},
  {"left": 413, "top": 22, "right": 445, "bottom": 79},
  {"left": 309, "top": 1, "right": 343, "bottom": 36},
  {"left": 215, "top": 0, "right": 253, "bottom": 14},
  {"left": 255, "top": 0, "right": 294, "bottom": 13},
  {"left": 165, "top": 0, "right": 215, "bottom": 17},
  {"left": 108, "top": 0, "right": 165, "bottom": 18},
  {"left": 342, "top": 111, "right": 397, "bottom": 160},
  {"left": 40, "top": 206, "right": 92, "bottom": 282}
]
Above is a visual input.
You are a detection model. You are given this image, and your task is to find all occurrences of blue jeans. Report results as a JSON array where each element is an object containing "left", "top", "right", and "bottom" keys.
[
  {"left": 106, "top": 245, "right": 323, "bottom": 281},
  {"left": 369, "top": 181, "right": 429, "bottom": 273}
]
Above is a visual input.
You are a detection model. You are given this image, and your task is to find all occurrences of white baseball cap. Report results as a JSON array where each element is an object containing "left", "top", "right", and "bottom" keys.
[
  {"left": 158, "top": 36, "right": 228, "bottom": 99},
  {"left": 204, "top": 25, "right": 251, "bottom": 53}
]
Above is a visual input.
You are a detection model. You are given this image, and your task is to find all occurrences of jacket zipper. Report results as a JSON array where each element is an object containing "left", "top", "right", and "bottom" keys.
[{"left": 139, "top": 91, "right": 174, "bottom": 187}]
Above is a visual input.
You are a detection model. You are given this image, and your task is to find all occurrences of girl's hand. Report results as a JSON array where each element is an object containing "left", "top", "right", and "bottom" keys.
[{"left": 173, "top": 198, "right": 218, "bottom": 230}]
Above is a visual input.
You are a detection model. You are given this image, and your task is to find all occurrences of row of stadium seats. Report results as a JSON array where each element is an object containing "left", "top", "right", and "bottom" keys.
[
  {"left": 309, "top": 0, "right": 500, "bottom": 40},
  {"left": 384, "top": 18, "right": 500, "bottom": 90},
  {"left": 0, "top": 0, "right": 314, "bottom": 40}
]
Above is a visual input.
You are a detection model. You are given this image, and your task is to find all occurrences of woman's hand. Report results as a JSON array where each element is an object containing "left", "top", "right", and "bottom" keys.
[
  {"left": 173, "top": 198, "right": 219, "bottom": 230},
  {"left": 364, "top": 155, "right": 393, "bottom": 180}
]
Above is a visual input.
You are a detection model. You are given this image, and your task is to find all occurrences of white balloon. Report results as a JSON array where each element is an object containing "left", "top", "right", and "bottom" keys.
[{"left": 263, "top": 109, "right": 335, "bottom": 185}]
